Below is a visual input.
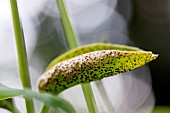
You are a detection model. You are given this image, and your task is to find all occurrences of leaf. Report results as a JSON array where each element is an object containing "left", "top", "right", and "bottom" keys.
[
  {"left": 136, "top": 106, "right": 170, "bottom": 113},
  {"left": 0, "top": 87, "right": 76, "bottom": 113},
  {"left": 46, "top": 43, "right": 141, "bottom": 70},
  {"left": 43, "top": 43, "right": 144, "bottom": 112},
  {"left": 38, "top": 49, "right": 158, "bottom": 94},
  {"left": 0, "top": 83, "right": 19, "bottom": 113},
  {"left": 152, "top": 106, "right": 170, "bottom": 113}
]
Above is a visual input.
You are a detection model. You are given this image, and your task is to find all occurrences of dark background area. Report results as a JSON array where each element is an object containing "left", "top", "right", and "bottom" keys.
[{"left": 128, "top": 0, "right": 170, "bottom": 106}]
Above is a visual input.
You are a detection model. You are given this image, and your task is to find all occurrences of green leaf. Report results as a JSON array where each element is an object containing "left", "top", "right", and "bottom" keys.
[
  {"left": 46, "top": 43, "right": 141, "bottom": 70},
  {"left": 0, "top": 87, "right": 76, "bottom": 113},
  {"left": 152, "top": 106, "right": 170, "bottom": 113},
  {"left": 0, "top": 98, "right": 18, "bottom": 113},
  {"left": 38, "top": 48, "right": 158, "bottom": 94},
  {"left": 0, "top": 83, "right": 19, "bottom": 113}
]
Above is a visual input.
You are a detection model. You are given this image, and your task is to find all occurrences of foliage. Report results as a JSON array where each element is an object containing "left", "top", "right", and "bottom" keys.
[{"left": 0, "top": 0, "right": 160, "bottom": 113}]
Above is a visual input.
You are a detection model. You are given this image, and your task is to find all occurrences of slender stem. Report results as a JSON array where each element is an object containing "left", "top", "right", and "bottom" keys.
[
  {"left": 40, "top": 0, "right": 98, "bottom": 112},
  {"left": 82, "top": 83, "right": 98, "bottom": 113},
  {"left": 10, "top": 0, "right": 34, "bottom": 113},
  {"left": 41, "top": 0, "right": 98, "bottom": 113},
  {"left": 40, "top": 105, "right": 49, "bottom": 113},
  {"left": 56, "top": 0, "right": 78, "bottom": 49}
]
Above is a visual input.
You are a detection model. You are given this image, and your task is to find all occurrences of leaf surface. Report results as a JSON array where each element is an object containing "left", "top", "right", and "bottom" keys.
[
  {"left": 46, "top": 43, "right": 141, "bottom": 70},
  {"left": 0, "top": 87, "right": 76, "bottom": 113},
  {"left": 39, "top": 44, "right": 158, "bottom": 94}
]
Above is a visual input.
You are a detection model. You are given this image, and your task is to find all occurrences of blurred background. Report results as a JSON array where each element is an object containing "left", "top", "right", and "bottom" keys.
[{"left": 0, "top": 0, "right": 170, "bottom": 113}]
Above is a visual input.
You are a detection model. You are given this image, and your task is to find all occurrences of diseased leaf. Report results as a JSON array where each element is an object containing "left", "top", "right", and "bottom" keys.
[
  {"left": 46, "top": 43, "right": 141, "bottom": 70},
  {"left": 0, "top": 87, "right": 76, "bottom": 113},
  {"left": 38, "top": 49, "right": 158, "bottom": 94},
  {"left": 43, "top": 43, "right": 145, "bottom": 112}
]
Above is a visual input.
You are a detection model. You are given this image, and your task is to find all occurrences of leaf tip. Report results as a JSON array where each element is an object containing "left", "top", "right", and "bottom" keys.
[{"left": 151, "top": 53, "right": 159, "bottom": 61}]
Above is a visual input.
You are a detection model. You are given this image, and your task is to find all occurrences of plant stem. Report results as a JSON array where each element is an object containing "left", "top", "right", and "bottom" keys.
[
  {"left": 56, "top": 0, "right": 98, "bottom": 113},
  {"left": 10, "top": 0, "right": 34, "bottom": 113},
  {"left": 56, "top": 0, "right": 78, "bottom": 49},
  {"left": 82, "top": 83, "right": 98, "bottom": 113},
  {"left": 40, "top": 105, "right": 49, "bottom": 113}
]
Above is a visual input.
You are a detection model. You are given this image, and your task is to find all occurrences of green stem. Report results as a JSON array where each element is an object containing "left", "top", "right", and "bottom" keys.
[
  {"left": 40, "top": 0, "right": 97, "bottom": 113},
  {"left": 82, "top": 83, "right": 98, "bottom": 113},
  {"left": 40, "top": 105, "right": 49, "bottom": 113},
  {"left": 56, "top": 0, "right": 98, "bottom": 112},
  {"left": 56, "top": 0, "right": 78, "bottom": 49},
  {"left": 41, "top": 0, "right": 97, "bottom": 113},
  {"left": 10, "top": 0, "right": 34, "bottom": 113}
]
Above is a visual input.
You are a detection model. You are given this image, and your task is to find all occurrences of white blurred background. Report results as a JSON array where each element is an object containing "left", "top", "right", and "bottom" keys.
[{"left": 0, "top": 0, "right": 155, "bottom": 113}]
